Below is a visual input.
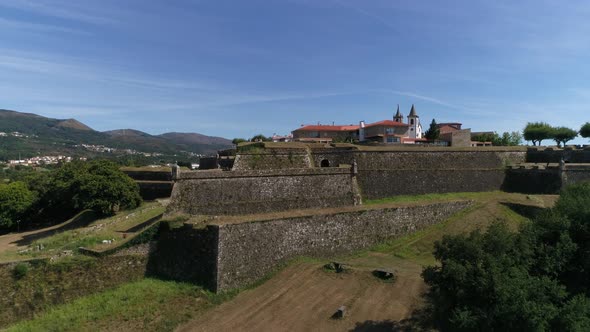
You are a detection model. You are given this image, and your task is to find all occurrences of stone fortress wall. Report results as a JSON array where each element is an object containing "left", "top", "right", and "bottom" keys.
[
  {"left": 504, "top": 146, "right": 590, "bottom": 194},
  {"left": 166, "top": 167, "right": 361, "bottom": 216},
  {"left": 146, "top": 145, "right": 590, "bottom": 292},
  {"left": 151, "top": 200, "right": 472, "bottom": 292}
]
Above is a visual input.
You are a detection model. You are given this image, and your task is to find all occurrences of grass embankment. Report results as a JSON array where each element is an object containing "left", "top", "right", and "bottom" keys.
[
  {"left": 0, "top": 202, "right": 165, "bottom": 262},
  {"left": 6, "top": 279, "right": 223, "bottom": 332},
  {"left": 361, "top": 191, "right": 556, "bottom": 266}
]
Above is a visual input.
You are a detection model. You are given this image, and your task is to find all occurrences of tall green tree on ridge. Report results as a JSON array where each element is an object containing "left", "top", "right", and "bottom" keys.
[
  {"left": 552, "top": 126, "right": 578, "bottom": 147},
  {"left": 523, "top": 122, "right": 553, "bottom": 146}
]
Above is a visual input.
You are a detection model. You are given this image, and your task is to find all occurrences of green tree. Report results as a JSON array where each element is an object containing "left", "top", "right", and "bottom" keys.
[
  {"left": 40, "top": 160, "right": 142, "bottom": 220},
  {"left": 74, "top": 160, "right": 142, "bottom": 216},
  {"left": 0, "top": 181, "right": 35, "bottom": 229},
  {"left": 422, "top": 183, "right": 590, "bottom": 331},
  {"left": 580, "top": 122, "right": 590, "bottom": 139},
  {"left": 554, "top": 182, "right": 590, "bottom": 295},
  {"left": 422, "top": 222, "right": 566, "bottom": 331},
  {"left": 523, "top": 122, "right": 553, "bottom": 146},
  {"left": 552, "top": 126, "right": 578, "bottom": 147},
  {"left": 424, "top": 119, "right": 440, "bottom": 140},
  {"left": 250, "top": 134, "right": 271, "bottom": 142},
  {"left": 472, "top": 132, "right": 522, "bottom": 146},
  {"left": 500, "top": 131, "right": 523, "bottom": 146},
  {"left": 232, "top": 138, "right": 247, "bottom": 145}
]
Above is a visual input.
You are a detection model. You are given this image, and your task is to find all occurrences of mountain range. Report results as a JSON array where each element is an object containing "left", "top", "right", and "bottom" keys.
[{"left": 0, "top": 109, "right": 232, "bottom": 161}]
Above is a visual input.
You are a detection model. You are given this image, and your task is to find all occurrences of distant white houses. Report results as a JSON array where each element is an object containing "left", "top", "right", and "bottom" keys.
[
  {"left": 272, "top": 134, "right": 293, "bottom": 143},
  {"left": 8, "top": 155, "right": 74, "bottom": 167}
]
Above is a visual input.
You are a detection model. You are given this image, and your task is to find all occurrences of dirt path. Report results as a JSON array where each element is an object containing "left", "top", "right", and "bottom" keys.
[{"left": 177, "top": 257, "right": 425, "bottom": 332}]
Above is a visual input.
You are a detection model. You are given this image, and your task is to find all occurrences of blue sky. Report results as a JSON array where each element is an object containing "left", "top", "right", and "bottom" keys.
[{"left": 1, "top": 0, "right": 590, "bottom": 142}]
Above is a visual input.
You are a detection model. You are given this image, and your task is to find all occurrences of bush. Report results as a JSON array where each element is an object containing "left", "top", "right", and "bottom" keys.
[
  {"left": 13, "top": 263, "right": 29, "bottom": 280},
  {"left": 423, "top": 183, "right": 590, "bottom": 331}
]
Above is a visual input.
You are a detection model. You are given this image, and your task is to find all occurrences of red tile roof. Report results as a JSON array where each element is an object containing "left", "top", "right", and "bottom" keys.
[
  {"left": 294, "top": 125, "right": 359, "bottom": 132},
  {"left": 365, "top": 120, "right": 408, "bottom": 128}
]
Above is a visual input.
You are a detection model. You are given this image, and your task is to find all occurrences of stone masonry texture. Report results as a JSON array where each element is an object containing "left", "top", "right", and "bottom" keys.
[
  {"left": 166, "top": 168, "right": 358, "bottom": 216},
  {"left": 214, "top": 200, "right": 472, "bottom": 291}
]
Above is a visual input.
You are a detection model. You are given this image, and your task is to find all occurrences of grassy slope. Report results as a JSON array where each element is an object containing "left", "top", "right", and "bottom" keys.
[
  {"left": 6, "top": 279, "right": 217, "bottom": 332},
  {"left": 6, "top": 192, "right": 556, "bottom": 331},
  {"left": 0, "top": 202, "right": 165, "bottom": 262}
]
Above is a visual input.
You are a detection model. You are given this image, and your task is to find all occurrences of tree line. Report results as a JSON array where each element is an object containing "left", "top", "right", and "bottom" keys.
[
  {"left": 423, "top": 183, "right": 590, "bottom": 330},
  {"left": 0, "top": 160, "right": 142, "bottom": 232},
  {"left": 523, "top": 122, "right": 590, "bottom": 147}
]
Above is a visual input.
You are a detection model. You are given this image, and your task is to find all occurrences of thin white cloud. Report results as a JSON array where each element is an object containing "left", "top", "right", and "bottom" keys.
[
  {"left": 387, "top": 90, "right": 464, "bottom": 110},
  {"left": 0, "top": 17, "right": 88, "bottom": 34},
  {"left": 0, "top": 0, "right": 114, "bottom": 25}
]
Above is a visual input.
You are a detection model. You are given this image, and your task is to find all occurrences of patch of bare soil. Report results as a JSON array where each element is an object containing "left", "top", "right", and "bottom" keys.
[{"left": 177, "top": 260, "right": 426, "bottom": 332}]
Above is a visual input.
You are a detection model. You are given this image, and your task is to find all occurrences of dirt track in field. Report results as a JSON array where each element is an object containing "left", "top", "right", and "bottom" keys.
[{"left": 178, "top": 257, "right": 425, "bottom": 332}]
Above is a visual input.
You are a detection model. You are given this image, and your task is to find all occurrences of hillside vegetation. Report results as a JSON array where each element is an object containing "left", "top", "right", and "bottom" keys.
[{"left": 0, "top": 109, "right": 232, "bottom": 160}]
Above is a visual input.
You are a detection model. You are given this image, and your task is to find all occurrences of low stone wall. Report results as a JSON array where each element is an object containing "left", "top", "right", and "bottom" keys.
[{"left": 166, "top": 168, "right": 360, "bottom": 216}]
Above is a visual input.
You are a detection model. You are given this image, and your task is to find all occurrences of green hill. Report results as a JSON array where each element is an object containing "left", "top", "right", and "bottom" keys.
[{"left": 0, "top": 109, "right": 232, "bottom": 161}]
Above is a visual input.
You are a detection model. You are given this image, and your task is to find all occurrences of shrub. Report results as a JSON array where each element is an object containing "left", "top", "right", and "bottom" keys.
[{"left": 13, "top": 263, "right": 29, "bottom": 279}]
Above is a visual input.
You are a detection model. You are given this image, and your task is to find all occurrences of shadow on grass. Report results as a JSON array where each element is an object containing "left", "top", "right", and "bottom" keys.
[
  {"left": 12, "top": 210, "right": 98, "bottom": 247},
  {"left": 500, "top": 202, "right": 548, "bottom": 219}
]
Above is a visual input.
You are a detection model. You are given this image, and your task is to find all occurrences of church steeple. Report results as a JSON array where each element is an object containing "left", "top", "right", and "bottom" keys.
[
  {"left": 393, "top": 104, "right": 404, "bottom": 123},
  {"left": 407, "top": 104, "right": 422, "bottom": 139},
  {"left": 408, "top": 104, "right": 418, "bottom": 118}
]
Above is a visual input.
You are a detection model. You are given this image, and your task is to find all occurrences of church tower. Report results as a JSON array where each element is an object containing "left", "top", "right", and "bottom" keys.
[
  {"left": 407, "top": 104, "right": 422, "bottom": 139},
  {"left": 393, "top": 104, "right": 404, "bottom": 123}
]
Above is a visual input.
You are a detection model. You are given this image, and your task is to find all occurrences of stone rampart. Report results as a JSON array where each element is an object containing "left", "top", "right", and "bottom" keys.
[
  {"left": 122, "top": 168, "right": 173, "bottom": 200},
  {"left": 504, "top": 165, "right": 562, "bottom": 194},
  {"left": 151, "top": 201, "right": 472, "bottom": 292},
  {"left": 350, "top": 151, "right": 525, "bottom": 199},
  {"left": 526, "top": 147, "right": 590, "bottom": 163},
  {"left": 166, "top": 168, "right": 360, "bottom": 216},
  {"left": 232, "top": 150, "right": 312, "bottom": 170},
  {"left": 136, "top": 181, "right": 173, "bottom": 200},
  {"left": 504, "top": 163, "right": 590, "bottom": 194},
  {"left": 564, "top": 164, "right": 590, "bottom": 186}
]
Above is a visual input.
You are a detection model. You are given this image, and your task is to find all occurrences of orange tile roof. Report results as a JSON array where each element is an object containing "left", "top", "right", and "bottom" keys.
[
  {"left": 294, "top": 125, "right": 360, "bottom": 132},
  {"left": 365, "top": 120, "right": 408, "bottom": 128}
]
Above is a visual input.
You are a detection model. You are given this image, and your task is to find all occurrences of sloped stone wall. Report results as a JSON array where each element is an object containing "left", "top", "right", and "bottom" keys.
[
  {"left": 167, "top": 168, "right": 360, "bottom": 216},
  {"left": 214, "top": 200, "right": 472, "bottom": 291}
]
